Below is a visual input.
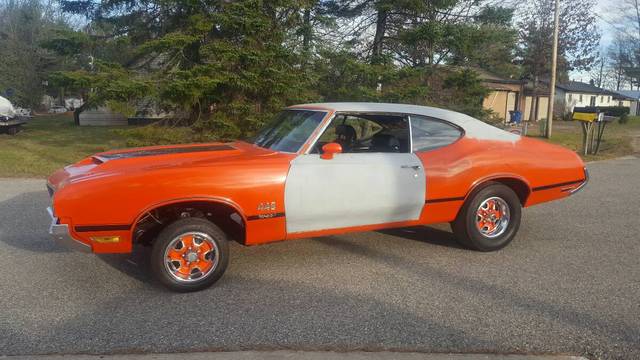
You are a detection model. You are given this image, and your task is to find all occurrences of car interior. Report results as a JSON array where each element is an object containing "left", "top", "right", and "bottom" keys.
[{"left": 312, "top": 113, "right": 410, "bottom": 154}]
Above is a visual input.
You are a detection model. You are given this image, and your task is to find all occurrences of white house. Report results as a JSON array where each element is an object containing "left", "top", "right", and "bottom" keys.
[
  {"left": 554, "top": 81, "right": 616, "bottom": 116},
  {"left": 613, "top": 90, "right": 639, "bottom": 116},
  {"left": 482, "top": 78, "right": 631, "bottom": 121}
]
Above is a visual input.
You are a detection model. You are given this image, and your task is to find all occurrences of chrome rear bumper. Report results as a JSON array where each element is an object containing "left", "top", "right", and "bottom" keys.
[
  {"left": 567, "top": 167, "right": 589, "bottom": 195},
  {"left": 47, "top": 207, "right": 91, "bottom": 253}
]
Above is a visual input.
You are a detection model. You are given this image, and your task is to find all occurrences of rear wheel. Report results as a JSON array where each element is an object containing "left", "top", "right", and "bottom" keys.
[
  {"left": 452, "top": 183, "right": 522, "bottom": 251},
  {"left": 151, "top": 217, "right": 229, "bottom": 292}
]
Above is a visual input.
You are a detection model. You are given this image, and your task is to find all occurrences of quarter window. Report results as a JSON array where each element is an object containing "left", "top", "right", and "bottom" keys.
[{"left": 410, "top": 115, "right": 462, "bottom": 152}]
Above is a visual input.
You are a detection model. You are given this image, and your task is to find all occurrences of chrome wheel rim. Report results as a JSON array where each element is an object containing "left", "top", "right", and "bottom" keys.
[
  {"left": 164, "top": 232, "right": 219, "bottom": 283},
  {"left": 475, "top": 197, "right": 510, "bottom": 238}
]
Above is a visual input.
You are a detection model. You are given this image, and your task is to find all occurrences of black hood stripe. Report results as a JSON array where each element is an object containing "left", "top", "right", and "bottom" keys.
[{"left": 96, "top": 144, "right": 235, "bottom": 160}]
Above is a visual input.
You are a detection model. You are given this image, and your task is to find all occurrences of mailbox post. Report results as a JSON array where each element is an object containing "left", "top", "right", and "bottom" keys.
[{"left": 573, "top": 110, "right": 610, "bottom": 155}]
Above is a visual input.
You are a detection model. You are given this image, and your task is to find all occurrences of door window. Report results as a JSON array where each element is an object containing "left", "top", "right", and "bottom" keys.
[
  {"left": 313, "top": 113, "right": 410, "bottom": 153},
  {"left": 410, "top": 115, "right": 462, "bottom": 152}
]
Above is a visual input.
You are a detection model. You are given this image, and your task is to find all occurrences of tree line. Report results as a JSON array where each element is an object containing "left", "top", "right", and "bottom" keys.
[
  {"left": 0, "top": 0, "right": 603, "bottom": 138},
  {"left": 592, "top": 0, "right": 640, "bottom": 91}
]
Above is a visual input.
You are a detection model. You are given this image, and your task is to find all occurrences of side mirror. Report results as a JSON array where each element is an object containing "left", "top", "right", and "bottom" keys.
[{"left": 320, "top": 142, "right": 342, "bottom": 160}]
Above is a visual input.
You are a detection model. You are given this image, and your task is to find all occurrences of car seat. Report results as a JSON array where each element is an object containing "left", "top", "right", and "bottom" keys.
[
  {"left": 335, "top": 124, "right": 357, "bottom": 152},
  {"left": 370, "top": 133, "right": 401, "bottom": 152}
]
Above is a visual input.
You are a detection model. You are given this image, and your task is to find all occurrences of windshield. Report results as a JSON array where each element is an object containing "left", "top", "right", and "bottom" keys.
[{"left": 252, "top": 109, "right": 327, "bottom": 152}]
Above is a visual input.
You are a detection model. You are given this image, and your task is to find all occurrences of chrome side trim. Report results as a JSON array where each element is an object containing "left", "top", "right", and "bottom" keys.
[
  {"left": 47, "top": 207, "right": 91, "bottom": 253},
  {"left": 407, "top": 115, "right": 414, "bottom": 153},
  {"left": 46, "top": 182, "right": 55, "bottom": 197},
  {"left": 568, "top": 167, "right": 589, "bottom": 195},
  {"left": 302, "top": 112, "right": 337, "bottom": 155}
]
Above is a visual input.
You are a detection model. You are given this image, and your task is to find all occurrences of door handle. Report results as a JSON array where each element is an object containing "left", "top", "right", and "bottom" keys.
[{"left": 401, "top": 165, "right": 421, "bottom": 170}]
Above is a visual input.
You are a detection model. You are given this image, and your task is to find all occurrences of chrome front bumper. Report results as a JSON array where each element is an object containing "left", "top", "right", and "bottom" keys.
[{"left": 47, "top": 207, "right": 91, "bottom": 253}]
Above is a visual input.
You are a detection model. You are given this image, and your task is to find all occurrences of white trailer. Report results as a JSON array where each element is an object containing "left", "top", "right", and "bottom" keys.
[{"left": 0, "top": 96, "right": 27, "bottom": 135}]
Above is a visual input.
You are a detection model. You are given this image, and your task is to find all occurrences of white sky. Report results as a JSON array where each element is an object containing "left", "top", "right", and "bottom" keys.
[
  {"left": 569, "top": 0, "right": 626, "bottom": 82},
  {"left": 596, "top": 0, "right": 623, "bottom": 47}
]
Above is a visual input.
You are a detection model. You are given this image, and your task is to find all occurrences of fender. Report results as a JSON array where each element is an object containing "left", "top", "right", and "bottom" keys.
[
  {"left": 464, "top": 173, "right": 532, "bottom": 205},
  {"left": 131, "top": 196, "right": 248, "bottom": 230}
]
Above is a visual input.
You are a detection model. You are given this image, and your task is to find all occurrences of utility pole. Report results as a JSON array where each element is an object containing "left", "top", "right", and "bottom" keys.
[{"left": 546, "top": 0, "right": 560, "bottom": 138}]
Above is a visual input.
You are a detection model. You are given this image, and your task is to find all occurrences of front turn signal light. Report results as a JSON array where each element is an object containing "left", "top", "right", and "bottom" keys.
[{"left": 90, "top": 236, "right": 121, "bottom": 243}]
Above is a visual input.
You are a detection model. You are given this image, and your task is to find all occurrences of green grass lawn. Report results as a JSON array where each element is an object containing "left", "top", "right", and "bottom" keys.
[
  {"left": 0, "top": 114, "right": 193, "bottom": 178},
  {"left": 526, "top": 116, "right": 640, "bottom": 162}
]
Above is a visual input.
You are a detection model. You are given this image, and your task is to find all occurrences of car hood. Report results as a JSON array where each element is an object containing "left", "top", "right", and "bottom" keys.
[{"left": 48, "top": 141, "right": 279, "bottom": 191}]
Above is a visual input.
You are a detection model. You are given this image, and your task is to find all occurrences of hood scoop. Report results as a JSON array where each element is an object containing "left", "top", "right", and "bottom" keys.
[{"left": 92, "top": 144, "right": 236, "bottom": 163}]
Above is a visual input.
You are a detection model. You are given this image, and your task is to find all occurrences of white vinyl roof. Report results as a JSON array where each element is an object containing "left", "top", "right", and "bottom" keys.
[{"left": 290, "top": 102, "right": 519, "bottom": 142}]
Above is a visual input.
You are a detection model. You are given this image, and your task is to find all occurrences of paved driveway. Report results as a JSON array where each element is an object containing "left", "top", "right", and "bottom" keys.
[{"left": 0, "top": 157, "right": 638, "bottom": 359}]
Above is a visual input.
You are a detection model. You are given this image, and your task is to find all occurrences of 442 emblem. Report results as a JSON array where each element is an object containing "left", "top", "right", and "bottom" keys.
[{"left": 257, "top": 201, "right": 276, "bottom": 211}]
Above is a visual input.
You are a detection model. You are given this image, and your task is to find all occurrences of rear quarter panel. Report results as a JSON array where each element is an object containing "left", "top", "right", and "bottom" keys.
[
  {"left": 416, "top": 135, "right": 585, "bottom": 224},
  {"left": 509, "top": 137, "right": 586, "bottom": 206}
]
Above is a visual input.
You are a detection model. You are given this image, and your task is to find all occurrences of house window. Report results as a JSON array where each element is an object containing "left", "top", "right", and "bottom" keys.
[
  {"left": 568, "top": 94, "right": 573, "bottom": 101},
  {"left": 600, "top": 95, "right": 604, "bottom": 102},
  {"left": 579, "top": 94, "right": 583, "bottom": 102}
]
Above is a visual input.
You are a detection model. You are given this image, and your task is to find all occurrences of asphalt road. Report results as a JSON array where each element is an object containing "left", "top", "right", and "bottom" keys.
[{"left": 0, "top": 157, "right": 639, "bottom": 359}]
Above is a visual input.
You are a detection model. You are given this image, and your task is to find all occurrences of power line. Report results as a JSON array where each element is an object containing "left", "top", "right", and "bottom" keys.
[{"left": 593, "top": 12, "right": 638, "bottom": 40}]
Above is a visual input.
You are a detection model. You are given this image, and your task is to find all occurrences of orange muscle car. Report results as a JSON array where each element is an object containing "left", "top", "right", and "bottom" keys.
[{"left": 47, "top": 103, "right": 587, "bottom": 291}]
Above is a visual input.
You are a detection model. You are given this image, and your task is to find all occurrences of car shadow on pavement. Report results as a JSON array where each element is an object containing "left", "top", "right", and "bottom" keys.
[
  {"left": 377, "top": 225, "right": 464, "bottom": 249},
  {"left": 10, "top": 232, "right": 638, "bottom": 358},
  {"left": 0, "top": 190, "right": 70, "bottom": 253},
  {"left": 96, "top": 245, "right": 155, "bottom": 284},
  {"left": 2, "top": 272, "right": 499, "bottom": 356}
]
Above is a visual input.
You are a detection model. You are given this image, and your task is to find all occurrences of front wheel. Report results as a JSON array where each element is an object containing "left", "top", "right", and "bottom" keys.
[
  {"left": 151, "top": 218, "right": 229, "bottom": 292},
  {"left": 452, "top": 183, "right": 522, "bottom": 251}
]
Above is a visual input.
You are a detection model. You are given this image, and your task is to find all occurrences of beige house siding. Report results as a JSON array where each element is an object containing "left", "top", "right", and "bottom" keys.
[
  {"left": 479, "top": 75, "right": 524, "bottom": 123},
  {"left": 483, "top": 90, "right": 517, "bottom": 121},
  {"left": 506, "top": 92, "right": 517, "bottom": 119},
  {"left": 523, "top": 96, "right": 549, "bottom": 121}
]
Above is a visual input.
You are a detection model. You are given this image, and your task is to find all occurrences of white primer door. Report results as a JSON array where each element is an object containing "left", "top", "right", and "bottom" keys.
[{"left": 284, "top": 153, "right": 426, "bottom": 234}]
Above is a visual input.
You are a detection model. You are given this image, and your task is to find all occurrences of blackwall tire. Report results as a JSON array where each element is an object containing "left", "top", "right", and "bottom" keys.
[
  {"left": 453, "top": 183, "right": 522, "bottom": 252},
  {"left": 151, "top": 217, "right": 229, "bottom": 292}
]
